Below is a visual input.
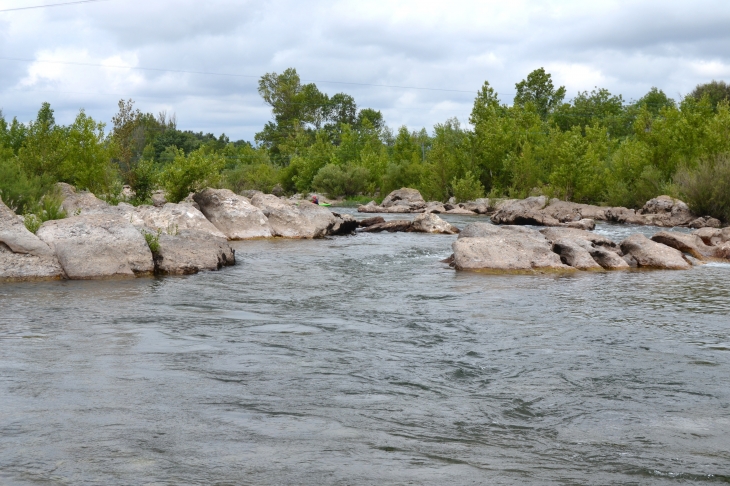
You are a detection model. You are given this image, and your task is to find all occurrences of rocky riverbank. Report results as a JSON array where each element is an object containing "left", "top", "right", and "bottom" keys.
[
  {"left": 0, "top": 185, "right": 460, "bottom": 282},
  {"left": 3, "top": 185, "right": 729, "bottom": 282},
  {"left": 448, "top": 223, "right": 730, "bottom": 274},
  {"left": 358, "top": 188, "right": 722, "bottom": 230}
]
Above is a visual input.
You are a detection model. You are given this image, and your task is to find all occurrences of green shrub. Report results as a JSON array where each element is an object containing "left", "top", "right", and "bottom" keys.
[
  {"left": 142, "top": 229, "right": 161, "bottom": 254},
  {"left": 128, "top": 158, "right": 159, "bottom": 205},
  {"left": 312, "top": 163, "right": 370, "bottom": 197},
  {"left": 0, "top": 155, "right": 48, "bottom": 214},
  {"left": 676, "top": 154, "right": 730, "bottom": 222},
  {"left": 223, "top": 163, "right": 280, "bottom": 194},
  {"left": 23, "top": 214, "right": 41, "bottom": 234},
  {"left": 160, "top": 148, "right": 223, "bottom": 203},
  {"left": 21, "top": 191, "right": 66, "bottom": 233},
  {"left": 37, "top": 192, "right": 66, "bottom": 221},
  {"left": 451, "top": 171, "right": 485, "bottom": 202}
]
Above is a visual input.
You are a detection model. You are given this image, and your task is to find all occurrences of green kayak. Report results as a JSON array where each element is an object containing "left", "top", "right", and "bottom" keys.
[{"left": 318, "top": 202, "right": 331, "bottom": 207}]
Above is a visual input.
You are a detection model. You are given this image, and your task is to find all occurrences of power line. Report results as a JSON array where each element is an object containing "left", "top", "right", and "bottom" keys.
[
  {"left": 0, "top": 0, "right": 110, "bottom": 13},
  {"left": 0, "top": 57, "right": 477, "bottom": 94}
]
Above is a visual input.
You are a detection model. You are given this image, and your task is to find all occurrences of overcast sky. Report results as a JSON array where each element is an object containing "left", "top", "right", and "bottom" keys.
[{"left": 1, "top": 0, "right": 729, "bottom": 141}]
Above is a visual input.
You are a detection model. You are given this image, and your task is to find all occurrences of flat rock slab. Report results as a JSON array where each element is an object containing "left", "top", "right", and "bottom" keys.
[
  {"left": 620, "top": 234, "right": 692, "bottom": 270},
  {"left": 452, "top": 224, "right": 572, "bottom": 273},
  {"left": 194, "top": 188, "right": 272, "bottom": 239},
  {"left": 37, "top": 214, "right": 154, "bottom": 279},
  {"left": 358, "top": 216, "right": 386, "bottom": 227},
  {"left": 155, "top": 230, "right": 235, "bottom": 275},
  {"left": 0, "top": 199, "right": 64, "bottom": 281},
  {"left": 540, "top": 227, "right": 620, "bottom": 252},
  {"left": 360, "top": 220, "right": 413, "bottom": 233}
]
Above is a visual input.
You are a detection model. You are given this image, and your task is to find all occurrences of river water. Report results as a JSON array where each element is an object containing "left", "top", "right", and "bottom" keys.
[{"left": 1, "top": 210, "right": 729, "bottom": 485}]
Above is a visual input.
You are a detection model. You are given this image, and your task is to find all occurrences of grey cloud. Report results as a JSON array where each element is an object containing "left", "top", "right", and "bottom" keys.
[{"left": 1, "top": 0, "right": 729, "bottom": 140}]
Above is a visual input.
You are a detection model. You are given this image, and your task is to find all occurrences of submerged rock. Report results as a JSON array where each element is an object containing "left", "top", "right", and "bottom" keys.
[
  {"left": 619, "top": 234, "right": 692, "bottom": 270},
  {"left": 37, "top": 214, "right": 154, "bottom": 279},
  {"left": 194, "top": 188, "right": 272, "bottom": 239},
  {"left": 0, "top": 198, "right": 64, "bottom": 281}
]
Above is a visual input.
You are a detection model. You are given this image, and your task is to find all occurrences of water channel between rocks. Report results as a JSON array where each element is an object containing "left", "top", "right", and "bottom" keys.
[{"left": 1, "top": 209, "right": 729, "bottom": 484}]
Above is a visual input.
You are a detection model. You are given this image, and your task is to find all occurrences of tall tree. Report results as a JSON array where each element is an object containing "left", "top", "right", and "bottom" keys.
[
  {"left": 514, "top": 68, "right": 566, "bottom": 120},
  {"left": 255, "top": 68, "right": 328, "bottom": 162},
  {"left": 690, "top": 80, "right": 730, "bottom": 111},
  {"left": 111, "top": 99, "right": 142, "bottom": 178}
]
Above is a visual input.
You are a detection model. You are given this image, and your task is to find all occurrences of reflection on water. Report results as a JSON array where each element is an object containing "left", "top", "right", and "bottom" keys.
[{"left": 1, "top": 211, "right": 729, "bottom": 484}]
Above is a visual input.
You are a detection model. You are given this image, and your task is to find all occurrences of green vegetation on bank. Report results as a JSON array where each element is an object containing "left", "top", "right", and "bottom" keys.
[{"left": 1, "top": 67, "right": 730, "bottom": 222}]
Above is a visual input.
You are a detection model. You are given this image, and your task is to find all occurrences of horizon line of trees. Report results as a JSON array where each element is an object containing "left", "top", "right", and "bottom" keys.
[{"left": 2, "top": 68, "right": 730, "bottom": 225}]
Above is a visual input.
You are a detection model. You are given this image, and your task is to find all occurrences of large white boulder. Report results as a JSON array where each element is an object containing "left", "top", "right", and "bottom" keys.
[
  {"left": 452, "top": 224, "right": 572, "bottom": 273},
  {"left": 37, "top": 214, "right": 154, "bottom": 279},
  {"left": 154, "top": 230, "right": 235, "bottom": 275},
  {"left": 193, "top": 189, "right": 272, "bottom": 239},
  {"left": 619, "top": 234, "right": 692, "bottom": 270},
  {"left": 250, "top": 193, "right": 335, "bottom": 239}
]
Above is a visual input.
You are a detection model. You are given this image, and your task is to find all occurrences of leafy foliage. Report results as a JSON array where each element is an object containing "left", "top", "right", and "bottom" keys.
[
  {"left": 676, "top": 154, "right": 730, "bottom": 222},
  {"left": 160, "top": 148, "right": 223, "bottom": 203},
  {"left": 142, "top": 229, "right": 161, "bottom": 254},
  {"left": 2, "top": 69, "right": 730, "bottom": 223}
]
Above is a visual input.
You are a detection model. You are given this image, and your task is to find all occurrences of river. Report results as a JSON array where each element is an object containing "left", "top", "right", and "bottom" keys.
[{"left": 1, "top": 210, "right": 729, "bottom": 484}]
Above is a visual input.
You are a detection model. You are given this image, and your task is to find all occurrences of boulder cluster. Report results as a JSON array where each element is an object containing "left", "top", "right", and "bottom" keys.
[
  {"left": 359, "top": 188, "right": 721, "bottom": 230},
  {"left": 450, "top": 223, "right": 730, "bottom": 273},
  {"left": 491, "top": 195, "right": 721, "bottom": 229},
  {"left": 358, "top": 188, "right": 491, "bottom": 215},
  {"left": 3, "top": 184, "right": 729, "bottom": 282},
  {"left": 0, "top": 185, "right": 359, "bottom": 282}
]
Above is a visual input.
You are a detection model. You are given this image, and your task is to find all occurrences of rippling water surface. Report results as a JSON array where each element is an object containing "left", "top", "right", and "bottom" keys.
[{"left": 1, "top": 211, "right": 729, "bottom": 484}]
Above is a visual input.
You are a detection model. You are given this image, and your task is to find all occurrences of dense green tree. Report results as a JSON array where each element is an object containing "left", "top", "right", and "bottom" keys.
[
  {"left": 514, "top": 68, "right": 566, "bottom": 120},
  {"left": 690, "top": 80, "right": 730, "bottom": 111},
  {"left": 553, "top": 88, "right": 625, "bottom": 136}
]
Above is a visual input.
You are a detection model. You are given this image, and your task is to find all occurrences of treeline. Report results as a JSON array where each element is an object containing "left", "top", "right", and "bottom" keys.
[{"left": 2, "top": 68, "right": 730, "bottom": 222}]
